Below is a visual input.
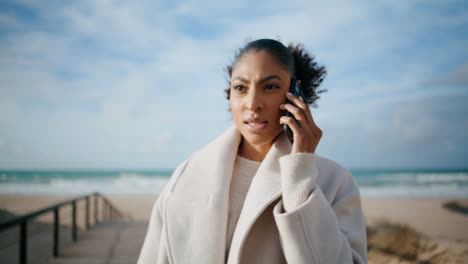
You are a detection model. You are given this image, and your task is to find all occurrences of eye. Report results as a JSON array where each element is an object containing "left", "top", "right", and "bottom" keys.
[
  {"left": 264, "top": 84, "right": 280, "bottom": 90},
  {"left": 233, "top": 85, "right": 246, "bottom": 92}
]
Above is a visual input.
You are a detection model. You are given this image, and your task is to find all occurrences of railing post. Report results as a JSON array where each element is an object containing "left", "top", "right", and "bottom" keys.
[
  {"left": 104, "top": 199, "right": 108, "bottom": 221},
  {"left": 109, "top": 202, "right": 112, "bottom": 221},
  {"left": 72, "top": 201, "right": 77, "bottom": 242},
  {"left": 85, "top": 196, "right": 90, "bottom": 230},
  {"left": 106, "top": 199, "right": 110, "bottom": 221},
  {"left": 94, "top": 193, "right": 98, "bottom": 224},
  {"left": 101, "top": 197, "right": 104, "bottom": 221},
  {"left": 106, "top": 200, "right": 109, "bottom": 221},
  {"left": 53, "top": 207, "right": 59, "bottom": 257},
  {"left": 19, "top": 221, "right": 27, "bottom": 264}
]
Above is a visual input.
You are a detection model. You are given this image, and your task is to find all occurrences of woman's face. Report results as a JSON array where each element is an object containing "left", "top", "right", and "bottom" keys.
[{"left": 229, "top": 50, "right": 290, "bottom": 148}]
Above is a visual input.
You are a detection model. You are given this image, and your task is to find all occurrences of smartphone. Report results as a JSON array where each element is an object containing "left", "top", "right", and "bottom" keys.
[{"left": 283, "top": 78, "right": 305, "bottom": 143}]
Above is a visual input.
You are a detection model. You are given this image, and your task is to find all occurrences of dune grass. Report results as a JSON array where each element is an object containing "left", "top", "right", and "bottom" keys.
[{"left": 367, "top": 219, "right": 467, "bottom": 264}]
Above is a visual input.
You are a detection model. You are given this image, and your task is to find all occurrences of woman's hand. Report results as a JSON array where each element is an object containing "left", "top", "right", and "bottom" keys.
[{"left": 279, "top": 92, "right": 322, "bottom": 154}]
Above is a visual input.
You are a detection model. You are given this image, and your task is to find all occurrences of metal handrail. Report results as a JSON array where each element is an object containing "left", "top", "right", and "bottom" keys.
[{"left": 0, "top": 192, "right": 128, "bottom": 264}]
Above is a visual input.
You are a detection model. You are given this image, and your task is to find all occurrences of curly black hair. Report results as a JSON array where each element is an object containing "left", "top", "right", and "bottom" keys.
[{"left": 224, "top": 39, "right": 327, "bottom": 105}]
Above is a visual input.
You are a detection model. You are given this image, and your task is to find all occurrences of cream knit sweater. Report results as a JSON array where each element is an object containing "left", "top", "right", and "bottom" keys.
[{"left": 225, "top": 153, "right": 314, "bottom": 255}]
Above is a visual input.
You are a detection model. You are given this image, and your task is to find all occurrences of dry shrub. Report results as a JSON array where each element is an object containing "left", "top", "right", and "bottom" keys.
[
  {"left": 367, "top": 219, "right": 427, "bottom": 260},
  {"left": 367, "top": 219, "right": 468, "bottom": 264}
]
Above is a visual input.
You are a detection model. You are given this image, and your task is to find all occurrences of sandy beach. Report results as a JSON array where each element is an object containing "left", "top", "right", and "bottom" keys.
[
  {"left": 1, "top": 194, "right": 467, "bottom": 263},
  {"left": 2, "top": 195, "right": 467, "bottom": 240},
  {"left": 0, "top": 195, "right": 159, "bottom": 230},
  {"left": 362, "top": 198, "right": 468, "bottom": 242}
]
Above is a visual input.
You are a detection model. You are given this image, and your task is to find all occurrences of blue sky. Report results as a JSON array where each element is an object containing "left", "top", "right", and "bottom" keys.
[{"left": 0, "top": 0, "right": 467, "bottom": 169}]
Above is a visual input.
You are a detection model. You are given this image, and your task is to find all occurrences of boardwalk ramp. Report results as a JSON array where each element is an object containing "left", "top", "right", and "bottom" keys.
[{"left": 49, "top": 221, "right": 146, "bottom": 264}]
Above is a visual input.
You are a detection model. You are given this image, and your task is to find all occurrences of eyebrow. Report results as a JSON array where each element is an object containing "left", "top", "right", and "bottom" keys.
[{"left": 233, "top": 75, "right": 282, "bottom": 84}]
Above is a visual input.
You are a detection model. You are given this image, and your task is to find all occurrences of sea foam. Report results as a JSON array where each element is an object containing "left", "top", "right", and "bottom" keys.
[{"left": 0, "top": 172, "right": 170, "bottom": 195}]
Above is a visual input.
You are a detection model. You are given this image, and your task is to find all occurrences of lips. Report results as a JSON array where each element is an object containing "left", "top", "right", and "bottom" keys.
[{"left": 244, "top": 118, "right": 268, "bottom": 133}]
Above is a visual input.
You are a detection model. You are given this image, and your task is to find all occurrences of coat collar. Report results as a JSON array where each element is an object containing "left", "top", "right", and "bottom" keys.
[
  {"left": 166, "top": 125, "right": 292, "bottom": 263},
  {"left": 227, "top": 127, "right": 292, "bottom": 263}
]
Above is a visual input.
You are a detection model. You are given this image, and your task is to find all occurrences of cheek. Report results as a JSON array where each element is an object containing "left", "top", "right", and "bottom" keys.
[
  {"left": 269, "top": 98, "right": 286, "bottom": 114},
  {"left": 229, "top": 99, "right": 243, "bottom": 121}
]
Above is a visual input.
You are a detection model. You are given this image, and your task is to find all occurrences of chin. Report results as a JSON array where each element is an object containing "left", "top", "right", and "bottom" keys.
[{"left": 240, "top": 129, "right": 282, "bottom": 147}]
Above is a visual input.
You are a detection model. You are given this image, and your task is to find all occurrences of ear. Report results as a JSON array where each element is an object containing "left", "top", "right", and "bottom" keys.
[{"left": 298, "top": 79, "right": 302, "bottom": 86}]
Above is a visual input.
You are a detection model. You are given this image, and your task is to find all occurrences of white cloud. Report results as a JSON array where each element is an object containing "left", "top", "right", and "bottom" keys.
[
  {"left": 319, "top": 91, "right": 468, "bottom": 168},
  {"left": 0, "top": 98, "right": 18, "bottom": 123},
  {"left": 12, "top": 144, "right": 24, "bottom": 153},
  {"left": 0, "top": 0, "right": 466, "bottom": 169},
  {"left": 0, "top": 13, "right": 22, "bottom": 29},
  {"left": 427, "top": 63, "right": 468, "bottom": 87}
]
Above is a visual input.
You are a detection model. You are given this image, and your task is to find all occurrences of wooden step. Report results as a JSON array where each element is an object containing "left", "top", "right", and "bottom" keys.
[{"left": 49, "top": 221, "right": 147, "bottom": 264}]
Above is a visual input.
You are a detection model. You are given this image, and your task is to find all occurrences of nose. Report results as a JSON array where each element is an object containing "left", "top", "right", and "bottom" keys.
[{"left": 245, "top": 88, "right": 263, "bottom": 111}]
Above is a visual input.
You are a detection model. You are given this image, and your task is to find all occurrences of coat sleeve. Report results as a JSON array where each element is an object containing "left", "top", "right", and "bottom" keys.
[
  {"left": 137, "top": 159, "right": 190, "bottom": 264},
  {"left": 138, "top": 195, "right": 166, "bottom": 264},
  {"left": 273, "top": 153, "right": 367, "bottom": 264}
]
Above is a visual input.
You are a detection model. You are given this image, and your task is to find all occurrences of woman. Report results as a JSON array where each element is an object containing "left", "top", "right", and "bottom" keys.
[{"left": 138, "top": 39, "right": 367, "bottom": 264}]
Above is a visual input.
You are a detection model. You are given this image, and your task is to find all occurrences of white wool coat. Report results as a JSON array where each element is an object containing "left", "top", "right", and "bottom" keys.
[{"left": 138, "top": 126, "right": 367, "bottom": 264}]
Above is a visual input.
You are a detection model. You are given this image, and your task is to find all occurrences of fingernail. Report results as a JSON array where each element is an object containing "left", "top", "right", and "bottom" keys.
[
  {"left": 280, "top": 104, "right": 284, "bottom": 107},
  {"left": 287, "top": 92, "right": 293, "bottom": 96},
  {"left": 299, "top": 96, "right": 304, "bottom": 102}
]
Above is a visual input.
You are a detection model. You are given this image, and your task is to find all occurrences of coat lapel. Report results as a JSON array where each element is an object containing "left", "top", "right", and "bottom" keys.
[
  {"left": 165, "top": 125, "right": 241, "bottom": 263},
  {"left": 165, "top": 125, "right": 292, "bottom": 264},
  {"left": 227, "top": 131, "right": 291, "bottom": 263}
]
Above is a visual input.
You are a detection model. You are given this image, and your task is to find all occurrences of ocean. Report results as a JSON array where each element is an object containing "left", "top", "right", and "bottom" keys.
[{"left": 0, "top": 169, "right": 467, "bottom": 198}]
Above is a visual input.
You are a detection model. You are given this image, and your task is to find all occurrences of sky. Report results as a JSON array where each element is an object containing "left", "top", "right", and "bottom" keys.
[{"left": 0, "top": 0, "right": 467, "bottom": 170}]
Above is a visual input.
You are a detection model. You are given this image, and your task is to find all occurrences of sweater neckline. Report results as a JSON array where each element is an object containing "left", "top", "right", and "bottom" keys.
[{"left": 236, "top": 154, "right": 262, "bottom": 166}]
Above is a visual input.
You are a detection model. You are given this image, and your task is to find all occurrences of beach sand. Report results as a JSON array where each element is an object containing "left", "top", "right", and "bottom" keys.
[
  {"left": 2, "top": 195, "right": 465, "bottom": 241},
  {"left": 362, "top": 198, "right": 468, "bottom": 242},
  {"left": 1, "top": 195, "right": 467, "bottom": 263},
  {"left": 0, "top": 195, "right": 158, "bottom": 225},
  {"left": 363, "top": 198, "right": 468, "bottom": 263}
]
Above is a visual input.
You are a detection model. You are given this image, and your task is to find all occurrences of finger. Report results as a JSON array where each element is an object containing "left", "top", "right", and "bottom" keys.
[
  {"left": 286, "top": 92, "right": 307, "bottom": 109},
  {"left": 286, "top": 93, "right": 313, "bottom": 124},
  {"left": 279, "top": 116, "right": 301, "bottom": 138},
  {"left": 306, "top": 105, "right": 316, "bottom": 127},
  {"left": 280, "top": 103, "right": 307, "bottom": 123}
]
